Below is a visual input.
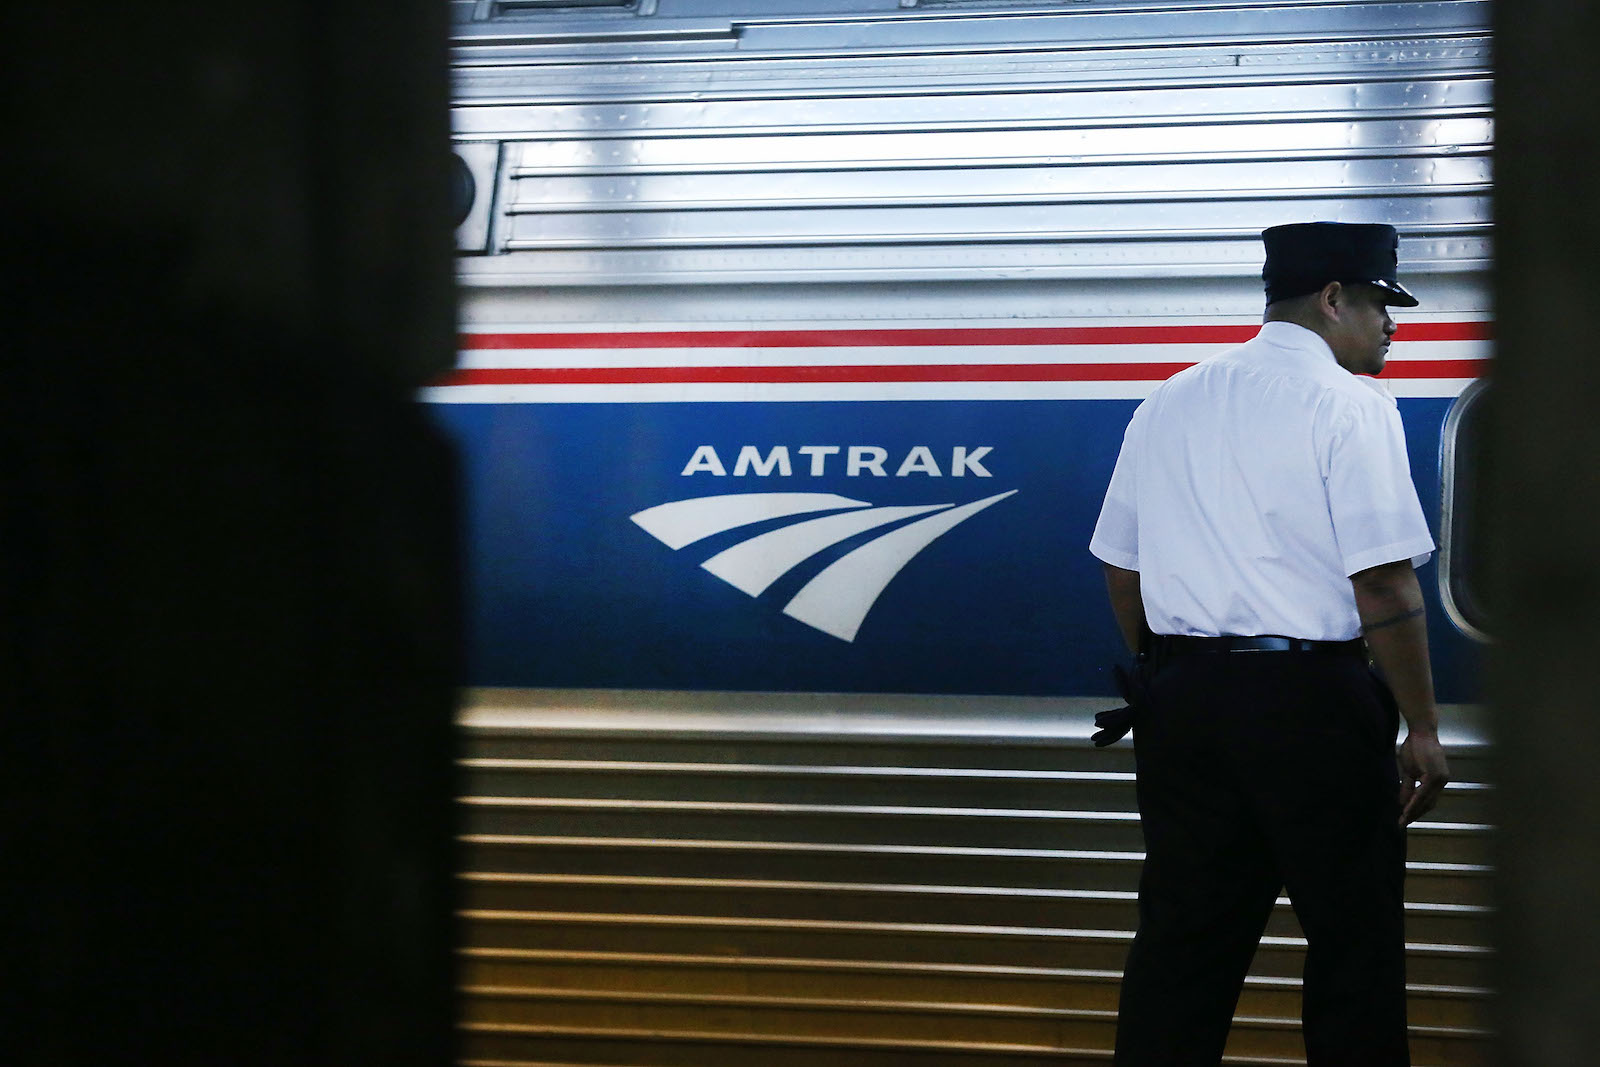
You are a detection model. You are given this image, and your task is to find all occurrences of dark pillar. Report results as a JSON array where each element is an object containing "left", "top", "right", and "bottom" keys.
[
  {"left": 4, "top": 4, "right": 459, "bottom": 1064},
  {"left": 1491, "top": 3, "right": 1600, "bottom": 1064}
]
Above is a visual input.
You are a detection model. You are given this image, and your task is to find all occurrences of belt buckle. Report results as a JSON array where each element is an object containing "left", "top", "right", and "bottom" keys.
[{"left": 1235, "top": 637, "right": 1292, "bottom": 652}]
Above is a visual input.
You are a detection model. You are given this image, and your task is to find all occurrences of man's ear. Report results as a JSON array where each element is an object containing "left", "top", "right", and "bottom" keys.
[{"left": 1317, "top": 280, "right": 1344, "bottom": 321}]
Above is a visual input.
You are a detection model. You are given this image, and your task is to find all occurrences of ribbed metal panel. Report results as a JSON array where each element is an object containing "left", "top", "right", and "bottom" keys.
[
  {"left": 454, "top": 691, "right": 1493, "bottom": 1066},
  {"left": 452, "top": 0, "right": 1491, "bottom": 283}
]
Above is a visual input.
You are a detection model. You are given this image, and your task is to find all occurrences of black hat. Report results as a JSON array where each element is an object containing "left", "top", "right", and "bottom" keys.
[{"left": 1261, "top": 222, "right": 1419, "bottom": 307}]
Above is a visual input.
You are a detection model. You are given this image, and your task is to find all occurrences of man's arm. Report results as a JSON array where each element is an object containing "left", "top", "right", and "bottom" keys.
[
  {"left": 1104, "top": 563, "right": 1146, "bottom": 655},
  {"left": 1351, "top": 559, "right": 1450, "bottom": 826}
]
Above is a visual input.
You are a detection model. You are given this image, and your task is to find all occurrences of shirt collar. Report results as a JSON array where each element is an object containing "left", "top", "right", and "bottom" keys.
[{"left": 1256, "top": 320, "right": 1338, "bottom": 366}]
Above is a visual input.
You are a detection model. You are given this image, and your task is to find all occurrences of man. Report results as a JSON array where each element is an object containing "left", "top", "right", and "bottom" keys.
[{"left": 1088, "top": 221, "right": 1452, "bottom": 1065}]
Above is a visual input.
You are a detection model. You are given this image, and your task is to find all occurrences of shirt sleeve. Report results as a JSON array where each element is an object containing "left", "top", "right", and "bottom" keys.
[
  {"left": 1325, "top": 394, "right": 1436, "bottom": 575},
  {"left": 1089, "top": 405, "right": 1144, "bottom": 571}
]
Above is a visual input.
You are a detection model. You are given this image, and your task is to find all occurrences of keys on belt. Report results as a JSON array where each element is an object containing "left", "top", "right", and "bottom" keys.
[{"left": 1091, "top": 661, "right": 1146, "bottom": 748}]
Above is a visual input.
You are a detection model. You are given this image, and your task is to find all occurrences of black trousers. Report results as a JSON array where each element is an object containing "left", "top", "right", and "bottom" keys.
[{"left": 1113, "top": 649, "right": 1409, "bottom": 1066}]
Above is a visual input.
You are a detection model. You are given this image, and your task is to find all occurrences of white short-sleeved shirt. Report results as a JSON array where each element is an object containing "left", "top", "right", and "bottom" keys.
[{"left": 1089, "top": 320, "right": 1436, "bottom": 641}]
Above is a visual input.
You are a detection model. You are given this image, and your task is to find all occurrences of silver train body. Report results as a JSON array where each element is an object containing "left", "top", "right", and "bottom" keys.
[{"left": 440, "top": 3, "right": 1493, "bottom": 1063}]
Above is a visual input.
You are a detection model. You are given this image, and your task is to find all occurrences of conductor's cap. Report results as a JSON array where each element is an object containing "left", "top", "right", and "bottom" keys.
[{"left": 1262, "top": 222, "right": 1419, "bottom": 307}]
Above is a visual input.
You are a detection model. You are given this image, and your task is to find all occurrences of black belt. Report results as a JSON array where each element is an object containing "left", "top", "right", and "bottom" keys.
[
  {"left": 1154, "top": 634, "right": 1366, "bottom": 656},
  {"left": 1093, "top": 634, "right": 1368, "bottom": 748}
]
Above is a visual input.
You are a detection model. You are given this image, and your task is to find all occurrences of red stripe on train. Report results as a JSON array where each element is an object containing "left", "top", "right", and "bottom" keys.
[
  {"left": 458, "top": 322, "right": 1492, "bottom": 350},
  {"left": 436, "top": 358, "right": 1484, "bottom": 387}
]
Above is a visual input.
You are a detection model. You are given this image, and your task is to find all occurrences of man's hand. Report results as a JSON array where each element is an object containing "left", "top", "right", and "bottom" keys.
[{"left": 1397, "top": 727, "right": 1450, "bottom": 826}]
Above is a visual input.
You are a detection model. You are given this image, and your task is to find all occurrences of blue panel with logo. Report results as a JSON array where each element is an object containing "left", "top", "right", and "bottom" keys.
[{"left": 430, "top": 398, "right": 1477, "bottom": 700}]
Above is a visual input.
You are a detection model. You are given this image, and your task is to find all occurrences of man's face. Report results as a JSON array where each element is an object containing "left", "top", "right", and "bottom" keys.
[{"left": 1328, "top": 284, "right": 1398, "bottom": 375}]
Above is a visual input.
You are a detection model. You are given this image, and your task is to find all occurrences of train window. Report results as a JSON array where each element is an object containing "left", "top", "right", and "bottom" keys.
[
  {"left": 1438, "top": 378, "right": 1492, "bottom": 641},
  {"left": 452, "top": 143, "right": 500, "bottom": 253}
]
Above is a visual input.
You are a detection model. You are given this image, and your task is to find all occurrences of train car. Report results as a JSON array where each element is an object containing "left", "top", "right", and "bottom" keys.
[{"left": 436, "top": 2, "right": 1492, "bottom": 1063}]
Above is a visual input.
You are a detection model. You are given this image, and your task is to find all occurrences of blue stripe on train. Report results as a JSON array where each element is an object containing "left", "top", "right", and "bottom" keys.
[{"left": 430, "top": 398, "right": 1478, "bottom": 701}]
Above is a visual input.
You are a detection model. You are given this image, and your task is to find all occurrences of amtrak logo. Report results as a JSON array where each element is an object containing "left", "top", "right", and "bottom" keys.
[{"left": 630, "top": 491, "right": 1016, "bottom": 642}]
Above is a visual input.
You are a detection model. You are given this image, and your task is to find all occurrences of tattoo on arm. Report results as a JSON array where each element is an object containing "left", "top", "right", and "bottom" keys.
[{"left": 1362, "top": 606, "right": 1425, "bottom": 633}]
